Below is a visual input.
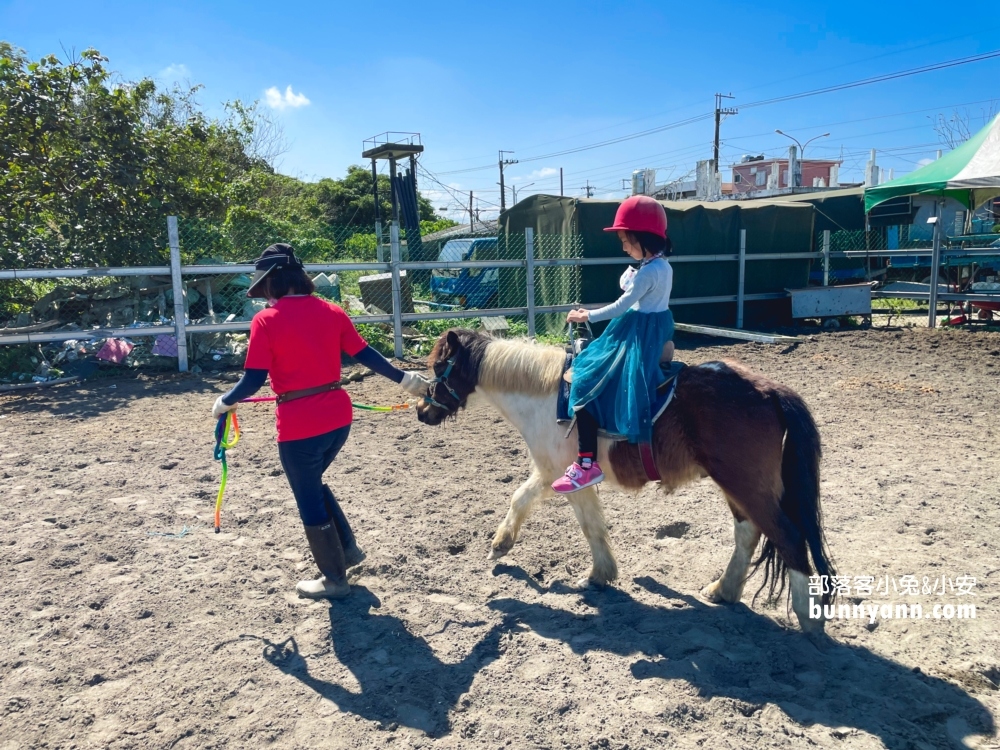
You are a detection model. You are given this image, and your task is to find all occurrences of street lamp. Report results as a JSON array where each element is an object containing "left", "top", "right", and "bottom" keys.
[
  {"left": 511, "top": 182, "right": 535, "bottom": 204},
  {"left": 498, "top": 181, "right": 535, "bottom": 204},
  {"left": 774, "top": 130, "right": 830, "bottom": 159}
]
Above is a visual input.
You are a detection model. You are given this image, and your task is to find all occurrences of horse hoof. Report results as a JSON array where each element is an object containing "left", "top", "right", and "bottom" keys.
[
  {"left": 489, "top": 536, "right": 514, "bottom": 560},
  {"left": 700, "top": 580, "right": 726, "bottom": 603},
  {"left": 797, "top": 614, "right": 827, "bottom": 634}
]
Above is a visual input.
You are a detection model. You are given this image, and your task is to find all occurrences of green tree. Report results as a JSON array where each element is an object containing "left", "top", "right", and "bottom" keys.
[
  {"left": 307, "top": 165, "right": 438, "bottom": 227},
  {"left": 0, "top": 44, "right": 257, "bottom": 268},
  {"left": 0, "top": 43, "right": 449, "bottom": 275}
]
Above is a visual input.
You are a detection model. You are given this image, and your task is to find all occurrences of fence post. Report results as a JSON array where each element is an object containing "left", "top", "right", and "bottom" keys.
[
  {"left": 736, "top": 228, "right": 746, "bottom": 329},
  {"left": 822, "top": 229, "right": 831, "bottom": 287},
  {"left": 167, "top": 216, "right": 189, "bottom": 372},
  {"left": 389, "top": 220, "right": 404, "bottom": 357},
  {"left": 375, "top": 219, "right": 384, "bottom": 263},
  {"left": 928, "top": 199, "right": 943, "bottom": 328},
  {"left": 525, "top": 228, "right": 536, "bottom": 337}
]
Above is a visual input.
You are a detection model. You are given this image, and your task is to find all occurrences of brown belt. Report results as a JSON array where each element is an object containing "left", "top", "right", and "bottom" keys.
[{"left": 275, "top": 381, "right": 342, "bottom": 405}]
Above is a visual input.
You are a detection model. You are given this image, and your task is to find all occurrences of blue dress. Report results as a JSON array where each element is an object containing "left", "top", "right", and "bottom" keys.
[{"left": 569, "top": 307, "right": 674, "bottom": 444}]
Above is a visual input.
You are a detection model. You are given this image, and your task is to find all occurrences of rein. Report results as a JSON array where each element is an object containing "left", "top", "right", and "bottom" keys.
[
  {"left": 424, "top": 355, "right": 460, "bottom": 410},
  {"left": 210, "top": 394, "right": 409, "bottom": 533},
  {"left": 213, "top": 412, "right": 240, "bottom": 534},
  {"left": 240, "top": 396, "right": 409, "bottom": 412}
]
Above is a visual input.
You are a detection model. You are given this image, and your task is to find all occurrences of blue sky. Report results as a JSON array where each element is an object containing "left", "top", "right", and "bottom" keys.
[{"left": 3, "top": 0, "right": 998, "bottom": 220}]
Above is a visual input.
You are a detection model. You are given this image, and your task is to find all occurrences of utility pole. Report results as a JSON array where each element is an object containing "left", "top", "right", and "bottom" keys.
[
  {"left": 469, "top": 191, "right": 474, "bottom": 230},
  {"left": 713, "top": 92, "right": 738, "bottom": 173},
  {"left": 581, "top": 181, "right": 595, "bottom": 198},
  {"left": 560, "top": 167, "right": 564, "bottom": 197},
  {"left": 498, "top": 150, "right": 517, "bottom": 212}
]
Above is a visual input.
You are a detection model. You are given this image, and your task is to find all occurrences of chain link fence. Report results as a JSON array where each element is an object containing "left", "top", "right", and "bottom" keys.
[
  {"left": 821, "top": 227, "right": 1000, "bottom": 285},
  {"left": 819, "top": 227, "right": 1000, "bottom": 327},
  {"left": 0, "top": 218, "right": 587, "bottom": 386}
]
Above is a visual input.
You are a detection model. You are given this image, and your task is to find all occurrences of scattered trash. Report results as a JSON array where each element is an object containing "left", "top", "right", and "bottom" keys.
[
  {"left": 151, "top": 335, "right": 179, "bottom": 357},
  {"left": 1, "top": 259, "right": 268, "bottom": 383},
  {"left": 95, "top": 338, "right": 134, "bottom": 364},
  {"left": 313, "top": 273, "right": 341, "bottom": 302}
]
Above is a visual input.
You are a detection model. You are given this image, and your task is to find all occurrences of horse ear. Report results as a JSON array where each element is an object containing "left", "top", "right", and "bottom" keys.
[{"left": 446, "top": 330, "right": 460, "bottom": 350}]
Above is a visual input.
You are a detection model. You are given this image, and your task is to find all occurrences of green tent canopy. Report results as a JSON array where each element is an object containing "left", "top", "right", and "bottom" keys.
[{"left": 865, "top": 113, "right": 1000, "bottom": 213}]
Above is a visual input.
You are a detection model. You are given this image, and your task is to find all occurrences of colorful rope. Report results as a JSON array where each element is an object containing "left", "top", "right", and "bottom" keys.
[
  {"left": 240, "top": 395, "right": 409, "bottom": 411},
  {"left": 211, "top": 397, "right": 406, "bottom": 532},
  {"left": 212, "top": 411, "right": 240, "bottom": 534}
]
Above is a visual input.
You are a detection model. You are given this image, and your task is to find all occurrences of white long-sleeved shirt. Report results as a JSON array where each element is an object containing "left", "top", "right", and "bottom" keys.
[{"left": 588, "top": 256, "right": 673, "bottom": 323}]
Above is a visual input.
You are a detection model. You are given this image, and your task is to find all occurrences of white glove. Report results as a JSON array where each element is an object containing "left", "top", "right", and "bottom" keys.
[
  {"left": 212, "top": 395, "right": 238, "bottom": 419},
  {"left": 399, "top": 371, "right": 432, "bottom": 396}
]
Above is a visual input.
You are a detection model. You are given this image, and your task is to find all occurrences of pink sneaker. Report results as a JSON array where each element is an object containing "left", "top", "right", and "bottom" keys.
[{"left": 551, "top": 461, "right": 605, "bottom": 494}]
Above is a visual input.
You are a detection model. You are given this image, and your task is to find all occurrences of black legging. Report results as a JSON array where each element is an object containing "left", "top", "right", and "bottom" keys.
[
  {"left": 277, "top": 425, "right": 351, "bottom": 527},
  {"left": 576, "top": 406, "right": 599, "bottom": 457}
]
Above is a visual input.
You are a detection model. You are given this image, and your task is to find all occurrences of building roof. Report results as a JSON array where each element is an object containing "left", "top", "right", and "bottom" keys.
[
  {"left": 420, "top": 220, "right": 499, "bottom": 243},
  {"left": 754, "top": 186, "right": 864, "bottom": 203},
  {"left": 733, "top": 157, "right": 841, "bottom": 167}
]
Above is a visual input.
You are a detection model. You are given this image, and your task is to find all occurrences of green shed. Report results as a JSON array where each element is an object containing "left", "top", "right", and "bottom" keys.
[{"left": 499, "top": 195, "right": 814, "bottom": 329}]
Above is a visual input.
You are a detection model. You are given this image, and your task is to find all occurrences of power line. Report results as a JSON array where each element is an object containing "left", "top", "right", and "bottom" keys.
[
  {"left": 739, "top": 49, "right": 1000, "bottom": 109},
  {"left": 417, "top": 164, "right": 502, "bottom": 209},
  {"left": 730, "top": 32, "right": 982, "bottom": 98},
  {"left": 433, "top": 50, "right": 1000, "bottom": 178},
  {"left": 435, "top": 112, "right": 714, "bottom": 175},
  {"left": 427, "top": 33, "right": 981, "bottom": 170},
  {"left": 479, "top": 96, "right": 998, "bottom": 190}
]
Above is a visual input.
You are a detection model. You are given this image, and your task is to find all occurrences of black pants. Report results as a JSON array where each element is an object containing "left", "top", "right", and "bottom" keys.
[
  {"left": 277, "top": 425, "right": 353, "bottom": 541},
  {"left": 576, "top": 405, "right": 598, "bottom": 457}
]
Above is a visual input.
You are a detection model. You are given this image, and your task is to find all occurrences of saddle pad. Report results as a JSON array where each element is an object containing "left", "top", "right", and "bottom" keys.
[{"left": 557, "top": 356, "right": 685, "bottom": 441}]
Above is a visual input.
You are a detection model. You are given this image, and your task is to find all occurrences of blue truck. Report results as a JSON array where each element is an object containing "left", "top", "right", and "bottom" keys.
[{"left": 429, "top": 237, "right": 500, "bottom": 308}]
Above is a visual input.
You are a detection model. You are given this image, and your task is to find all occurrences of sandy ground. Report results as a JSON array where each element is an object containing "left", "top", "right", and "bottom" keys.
[{"left": 2, "top": 327, "right": 1000, "bottom": 750}]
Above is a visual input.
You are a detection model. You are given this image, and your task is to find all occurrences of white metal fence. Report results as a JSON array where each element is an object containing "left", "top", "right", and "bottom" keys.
[{"left": 12, "top": 217, "right": 996, "bottom": 381}]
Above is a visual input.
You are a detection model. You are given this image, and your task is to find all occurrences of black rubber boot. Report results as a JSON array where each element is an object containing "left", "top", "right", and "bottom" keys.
[
  {"left": 322, "top": 485, "right": 366, "bottom": 568},
  {"left": 297, "top": 520, "right": 350, "bottom": 600}
]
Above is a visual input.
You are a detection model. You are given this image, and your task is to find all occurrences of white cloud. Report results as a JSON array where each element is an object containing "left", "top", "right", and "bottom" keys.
[
  {"left": 158, "top": 63, "right": 190, "bottom": 82},
  {"left": 265, "top": 85, "right": 311, "bottom": 110},
  {"left": 916, "top": 158, "right": 934, "bottom": 168},
  {"left": 512, "top": 166, "right": 559, "bottom": 182}
]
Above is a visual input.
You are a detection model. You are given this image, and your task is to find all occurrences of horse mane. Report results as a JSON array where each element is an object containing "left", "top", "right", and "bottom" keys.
[{"left": 479, "top": 337, "right": 565, "bottom": 396}]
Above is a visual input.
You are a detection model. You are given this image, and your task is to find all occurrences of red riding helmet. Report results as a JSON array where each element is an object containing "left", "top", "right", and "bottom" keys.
[{"left": 604, "top": 195, "right": 668, "bottom": 239}]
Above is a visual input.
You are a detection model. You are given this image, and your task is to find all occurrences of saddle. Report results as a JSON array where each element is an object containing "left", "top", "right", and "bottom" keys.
[{"left": 556, "top": 350, "right": 684, "bottom": 482}]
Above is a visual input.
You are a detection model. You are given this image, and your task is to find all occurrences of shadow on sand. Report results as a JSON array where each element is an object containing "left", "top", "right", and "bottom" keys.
[
  {"left": 257, "top": 575, "right": 994, "bottom": 746},
  {"left": 489, "top": 568, "right": 995, "bottom": 749},
  {"left": 260, "top": 587, "right": 504, "bottom": 737}
]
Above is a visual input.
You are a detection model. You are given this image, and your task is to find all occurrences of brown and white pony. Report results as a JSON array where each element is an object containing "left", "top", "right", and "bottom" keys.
[{"left": 416, "top": 329, "right": 835, "bottom": 631}]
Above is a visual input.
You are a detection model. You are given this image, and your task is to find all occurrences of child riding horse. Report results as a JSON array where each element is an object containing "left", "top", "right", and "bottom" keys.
[{"left": 556, "top": 196, "right": 674, "bottom": 494}]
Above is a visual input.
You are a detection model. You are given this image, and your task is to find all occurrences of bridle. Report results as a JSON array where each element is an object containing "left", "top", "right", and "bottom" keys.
[{"left": 424, "top": 355, "right": 461, "bottom": 410}]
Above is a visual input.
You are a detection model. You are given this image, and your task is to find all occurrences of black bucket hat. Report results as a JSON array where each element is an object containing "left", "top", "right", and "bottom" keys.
[{"left": 246, "top": 243, "right": 303, "bottom": 298}]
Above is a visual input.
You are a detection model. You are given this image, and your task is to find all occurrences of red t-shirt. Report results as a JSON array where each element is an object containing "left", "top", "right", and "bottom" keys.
[{"left": 243, "top": 296, "right": 368, "bottom": 442}]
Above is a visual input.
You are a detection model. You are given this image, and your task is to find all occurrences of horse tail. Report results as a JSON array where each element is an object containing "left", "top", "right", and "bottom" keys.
[
  {"left": 750, "top": 386, "right": 835, "bottom": 606},
  {"left": 775, "top": 387, "right": 836, "bottom": 603}
]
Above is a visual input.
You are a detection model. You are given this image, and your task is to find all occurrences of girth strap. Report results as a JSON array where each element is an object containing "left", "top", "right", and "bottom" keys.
[
  {"left": 639, "top": 442, "right": 661, "bottom": 482},
  {"left": 276, "top": 381, "right": 342, "bottom": 405}
]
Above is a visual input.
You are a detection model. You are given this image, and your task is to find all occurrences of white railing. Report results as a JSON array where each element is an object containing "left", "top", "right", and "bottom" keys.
[{"left": 2, "top": 219, "right": 839, "bottom": 369}]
